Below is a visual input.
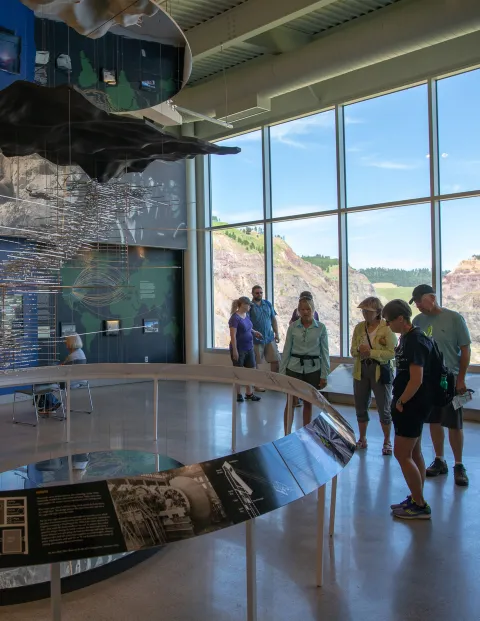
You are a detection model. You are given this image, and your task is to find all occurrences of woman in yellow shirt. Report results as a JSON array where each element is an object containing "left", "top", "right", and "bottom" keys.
[{"left": 350, "top": 297, "right": 397, "bottom": 455}]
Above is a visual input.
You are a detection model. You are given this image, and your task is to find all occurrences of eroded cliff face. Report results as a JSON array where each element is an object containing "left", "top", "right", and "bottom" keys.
[
  {"left": 213, "top": 232, "right": 374, "bottom": 352},
  {"left": 442, "top": 257, "right": 480, "bottom": 360}
]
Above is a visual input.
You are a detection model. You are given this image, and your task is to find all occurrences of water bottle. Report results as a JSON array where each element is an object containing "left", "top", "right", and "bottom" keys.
[{"left": 440, "top": 374, "right": 448, "bottom": 390}]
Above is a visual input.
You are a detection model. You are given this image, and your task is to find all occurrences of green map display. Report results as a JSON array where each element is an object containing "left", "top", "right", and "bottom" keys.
[{"left": 57, "top": 246, "right": 183, "bottom": 364}]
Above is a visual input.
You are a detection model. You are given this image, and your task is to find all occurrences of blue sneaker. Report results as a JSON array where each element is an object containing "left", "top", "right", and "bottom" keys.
[
  {"left": 393, "top": 500, "right": 431, "bottom": 520},
  {"left": 390, "top": 495, "right": 412, "bottom": 510}
]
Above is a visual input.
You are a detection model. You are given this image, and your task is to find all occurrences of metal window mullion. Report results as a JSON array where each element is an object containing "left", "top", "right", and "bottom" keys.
[
  {"left": 428, "top": 78, "right": 442, "bottom": 303},
  {"left": 263, "top": 126, "right": 274, "bottom": 303},
  {"left": 203, "top": 155, "right": 214, "bottom": 349},
  {"left": 336, "top": 105, "right": 349, "bottom": 356}
]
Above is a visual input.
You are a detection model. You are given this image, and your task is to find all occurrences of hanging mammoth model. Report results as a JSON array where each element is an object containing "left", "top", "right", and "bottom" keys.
[{"left": 20, "top": 0, "right": 159, "bottom": 38}]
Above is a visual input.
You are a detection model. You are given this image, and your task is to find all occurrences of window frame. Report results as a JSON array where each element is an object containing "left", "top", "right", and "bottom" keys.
[{"left": 203, "top": 72, "right": 480, "bottom": 372}]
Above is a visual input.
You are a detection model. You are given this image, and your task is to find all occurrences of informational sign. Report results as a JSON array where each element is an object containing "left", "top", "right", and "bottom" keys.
[{"left": 0, "top": 413, "right": 355, "bottom": 570}]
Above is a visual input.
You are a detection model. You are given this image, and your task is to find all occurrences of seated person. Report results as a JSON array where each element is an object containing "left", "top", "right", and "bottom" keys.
[
  {"left": 62, "top": 333, "right": 86, "bottom": 366},
  {"left": 37, "top": 333, "right": 86, "bottom": 413}
]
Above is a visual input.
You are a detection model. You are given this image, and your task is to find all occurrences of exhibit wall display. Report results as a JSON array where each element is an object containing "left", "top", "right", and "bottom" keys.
[{"left": 57, "top": 245, "right": 184, "bottom": 364}]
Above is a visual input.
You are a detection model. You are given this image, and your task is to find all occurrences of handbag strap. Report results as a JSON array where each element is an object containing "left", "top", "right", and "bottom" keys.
[{"left": 364, "top": 323, "right": 373, "bottom": 349}]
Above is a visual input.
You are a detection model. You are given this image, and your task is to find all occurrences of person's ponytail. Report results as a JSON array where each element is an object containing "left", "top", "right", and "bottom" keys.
[{"left": 230, "top": 299, "right": 239, "bottom": 315}]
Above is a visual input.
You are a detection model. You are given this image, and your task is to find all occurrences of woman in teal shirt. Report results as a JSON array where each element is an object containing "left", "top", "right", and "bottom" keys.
[{"left": 280, "top": 296, "right": 330, "bottom": 433}]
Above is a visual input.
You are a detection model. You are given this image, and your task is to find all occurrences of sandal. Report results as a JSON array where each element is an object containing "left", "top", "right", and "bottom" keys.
[
  {"left": 356, "top": 438, "right": 368, "bottom": 449},
  {"left": 382, "top": 442, "right": 393, "bottom": 456}
]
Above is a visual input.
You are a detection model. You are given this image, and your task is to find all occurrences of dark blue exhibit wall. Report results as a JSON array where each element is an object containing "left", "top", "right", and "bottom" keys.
[{"left": 0, "top": 0, "right": 35, "bottom": 89}]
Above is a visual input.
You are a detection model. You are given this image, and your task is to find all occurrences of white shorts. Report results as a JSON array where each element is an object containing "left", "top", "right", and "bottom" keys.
[{"left": 254, "top": 341, "right": 280, "bottom": 365}]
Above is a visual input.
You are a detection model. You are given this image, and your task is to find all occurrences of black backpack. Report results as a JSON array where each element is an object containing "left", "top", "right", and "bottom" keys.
[{"left": 425, "top": 336, "right": 455, "bottom": 407}]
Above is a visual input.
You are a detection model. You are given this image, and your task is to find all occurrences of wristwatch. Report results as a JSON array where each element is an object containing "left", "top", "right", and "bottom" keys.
[{"left": 397, "top": 398, "right": 404, "bottom": 406}]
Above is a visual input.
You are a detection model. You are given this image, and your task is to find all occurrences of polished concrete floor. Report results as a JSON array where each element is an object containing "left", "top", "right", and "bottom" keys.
[{"left": 1, "top": 380, "right": 479, "bottom": 621}]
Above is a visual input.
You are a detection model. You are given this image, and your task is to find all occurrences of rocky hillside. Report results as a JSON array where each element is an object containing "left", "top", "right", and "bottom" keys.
[
  {"left": 442, "top": 257, "right": 480, "bottom": 361},
  {"left": 213, "top": 231, "right": 374, "bottom": 353}
]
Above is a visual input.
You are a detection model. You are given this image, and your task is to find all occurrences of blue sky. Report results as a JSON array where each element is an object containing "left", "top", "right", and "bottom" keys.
[{"left": 210, "top": 68, "right": 480, "bottom": 272}]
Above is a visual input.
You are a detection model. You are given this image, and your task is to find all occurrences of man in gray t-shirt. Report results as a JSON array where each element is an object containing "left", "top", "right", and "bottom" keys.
[{"left": 411, "top": 284, "right": 471, "bottom": 487}]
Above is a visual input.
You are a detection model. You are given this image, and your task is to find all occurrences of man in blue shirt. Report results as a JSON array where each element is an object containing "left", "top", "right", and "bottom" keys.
[
  {"left": 249, "top": 285, "right": 281, "bottom": 378},
  {"left": 411, "top": 284, "right": 471, "bottom": 487}
]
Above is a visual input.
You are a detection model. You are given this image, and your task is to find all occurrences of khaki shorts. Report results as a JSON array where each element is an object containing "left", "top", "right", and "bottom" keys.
[{"left": 254, "top": 341, "right": 280, "bottom": 365}]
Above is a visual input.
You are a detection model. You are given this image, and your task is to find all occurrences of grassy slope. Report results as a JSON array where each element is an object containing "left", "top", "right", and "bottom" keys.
[{"left": 374, "top": 284, "right": 420, "bottom": 318}]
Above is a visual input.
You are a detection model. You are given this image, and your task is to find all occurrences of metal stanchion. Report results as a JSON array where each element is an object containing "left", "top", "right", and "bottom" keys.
[
  {"left": 153, "top": 378, "right": 159, "bottom": 441},
  {"left": 286, "top": 393, "right": 294, "bottom": 435},
  {"left": 231, "top": 384, "right": 237, "bottom": 452},
  {"left": 65, "top": 380, "right": 71, "bottom": 443},
  {"left": 50, "top": 563, "right": 61, "bottom": 621},
  {"left": 316, "top": 484, "right": 326, "bottom": 587},
  {"left": 246, "top": 520, "right": 257, "bottom": 621},
  {"left": 329, "top": 475, "right": 338, "bottom": 537}
]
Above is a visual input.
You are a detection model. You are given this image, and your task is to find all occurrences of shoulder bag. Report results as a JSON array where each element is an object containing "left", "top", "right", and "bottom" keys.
[{"left": 365, "top": 325, "right": 393, "bottom": 385}]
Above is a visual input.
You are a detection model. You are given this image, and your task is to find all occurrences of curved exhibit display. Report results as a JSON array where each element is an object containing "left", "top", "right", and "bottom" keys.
[
  {"left": 0, "top": 365, "right": 356, "bottom": 572},
  {"left": 0, "top": 450, "right": 181, "bottom": 601}
]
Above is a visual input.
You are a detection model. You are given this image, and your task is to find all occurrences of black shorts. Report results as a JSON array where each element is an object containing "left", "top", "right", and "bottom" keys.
[
  {"left": 286, "top": 367, "right": 321, "bottom": 389},
  {"left": 427, "top": 402, "right": 463, "bottom": 430},
  {"left": 231, "top": 348, "right": 256, "bottom": 369},
  {"left": 391, "top": 400, "right": 432, "bottom": 439}
]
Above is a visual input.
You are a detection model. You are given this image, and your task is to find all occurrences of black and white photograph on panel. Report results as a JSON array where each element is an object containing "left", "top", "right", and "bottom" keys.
[
  {"left": 107, "top": 464, "right": 232, "bottom": 551},
  {"left": 201, "top": 444, "right": 303, "bottom": 524},
  {"left": 307, "top": 414, "right": 355, "bottom": 466},
  {"left": 274, "top": 422, "right": 342, "bottom": 496},
  {"left": 317, "top": 402, "right": 357, "bottom": 450}
]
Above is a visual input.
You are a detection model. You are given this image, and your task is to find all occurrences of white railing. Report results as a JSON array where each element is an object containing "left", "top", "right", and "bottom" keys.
[{"left": 1, "top": 363, "right": 355, "bottom": 621}]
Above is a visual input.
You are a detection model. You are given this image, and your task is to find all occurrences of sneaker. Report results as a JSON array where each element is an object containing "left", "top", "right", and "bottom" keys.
[
  {"left": 390, "top": 495, "right": 412, "bottom": 511},
  {"left": 393, "top": 501, "right": 431, "bottom": 520},
  {"left": 237, "top": 394, "right": 244, "bottom": 403},
  {"left": 426, "top": 458, "right": 448, "bottom": 477},
  {"left": 245, "top": 394, "right": 261, "bottom": 402},
  {"left": 454, "top": 464, "right": 469, "bottom": 487}
]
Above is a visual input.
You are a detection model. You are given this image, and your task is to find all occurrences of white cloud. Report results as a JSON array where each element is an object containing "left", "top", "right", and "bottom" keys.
[
  {"left": 270, "top": 112, "right": 335, "bottom": 148},
  {"left": 225, "top": 131, "right": 262, "bottom": 144},
  {"left": 441, "top": 152, "right": 449, "bottom": 158},
  {"left": 344, "top": 115, "right": 364, "bottom": 125},
  {"left": 360, "top": 155, "right": 419, "bottom": 170}
]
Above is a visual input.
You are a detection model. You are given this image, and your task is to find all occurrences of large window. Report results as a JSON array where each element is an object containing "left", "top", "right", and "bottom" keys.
[
  {"left": 441, "top": 198, "right": 480, "bottom": 363},
  {"left": 206, "top": 68, "right": 480, "bottom": 368},
  {"left": 212, "top": 226, "right": 265, "bottom": 349},
  {"left": 345, "top": 86, "right": 430, "bottom": 207},
  {"left": 210, "top": 131, "right": 263, "bottom": 226},
  {"left": 272, "top": 216, "right": 339, "bottom": 355},
  {"left": 271, "top": 111, "right": 337, "bottom": 217},
  {"left": 347, "top": 204, "right": 431, "bottom": 341},
  {"left": 437, "top": 69, "right": 480, "bottom": 195}
]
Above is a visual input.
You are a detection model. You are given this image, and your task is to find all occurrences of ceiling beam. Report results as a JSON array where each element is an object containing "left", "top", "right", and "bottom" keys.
[{"left": 186, "top": 0, "right": 337, "bottom": 60}]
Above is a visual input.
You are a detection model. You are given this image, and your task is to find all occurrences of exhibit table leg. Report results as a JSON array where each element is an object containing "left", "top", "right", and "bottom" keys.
[
  {"left": 316, "top": 484, "right": 326, "bottom": 587},
  {"left": 286, "top": 394, "right": 294, "bottom": 435},
  {"left": 329, "top": 475, "right": 338, "bottom": 537},
  {"left": 246, "top": 519, "right": 257, "bottom": 621},
  {"left": 50, "top": 563, "right": 61, "bottom": 621},
  {"left": 231, "top": 384, "right": 237, "bottom": 452},
  {"left": 66, "top": 380, "right": 71, "bottom": 443},
  {"left": 67, "top": 454, "right": 73, "bottom": 484},
  {"left": 153, "top": 379, "right": 159, "bottom": 441}
]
